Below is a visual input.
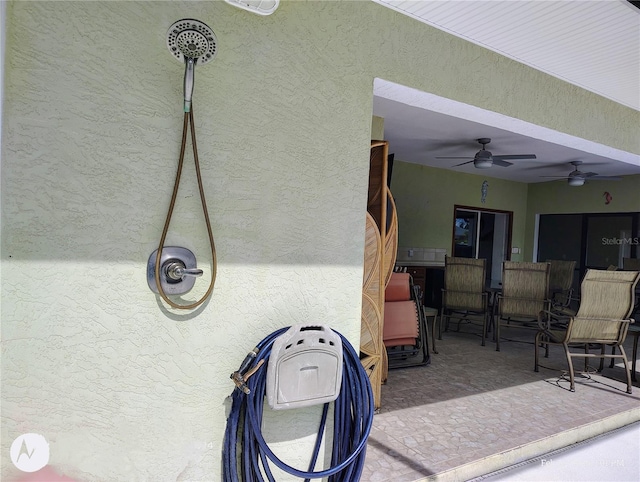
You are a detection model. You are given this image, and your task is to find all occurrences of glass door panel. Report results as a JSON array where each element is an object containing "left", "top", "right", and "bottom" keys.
[
  {"left": 454, "top": 210, "right": 478, "bottom": 258},
  {"left": 586, "top": 215, "right": 634, "bottom": 269}
]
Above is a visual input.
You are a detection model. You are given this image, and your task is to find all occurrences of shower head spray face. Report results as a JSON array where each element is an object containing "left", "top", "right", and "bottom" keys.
[
  {"left": 166, "top": 19, "right": 217, "bottom": 112},
  {"left": 167, "top": 19, "right": 217, "bottom": 64}
]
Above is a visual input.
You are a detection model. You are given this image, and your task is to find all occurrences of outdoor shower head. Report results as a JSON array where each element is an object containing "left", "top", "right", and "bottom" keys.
[{"left": 166, "top": 19, "right": 218, "bottom": 112}]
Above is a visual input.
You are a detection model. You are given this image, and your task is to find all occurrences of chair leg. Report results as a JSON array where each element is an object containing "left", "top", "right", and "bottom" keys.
[
  {"left": 598, "top": 344, "right": 605, "bottom": 372},
  {"left": 544, "top": 335, "right": 550, "bottom": 358},
  {"left": 481, "top": 312, "right": 486, "bottom": 347},
  {"left": 431, "top": 315, "right": 439, "bottom": 354},
  {"left": 564, "top": 343, "right": 575, "bottom": 392},
  {"left": 534, "top": 331, "right": 542, "bottom": 372},
  {"left": 633, "top": 333, "right": 639, "bottom": 382},
  {"left": 421, "top": 312, "right": 430, "bottom": 364},
  {"left": 618, "top": 345, "right": 633, "bottom": 394},
  {"left": 609, "top": 345, "right": 615, "bottom": 369},
  {"left": 583, "top": 344, "right": 589, "bottom": 372}
]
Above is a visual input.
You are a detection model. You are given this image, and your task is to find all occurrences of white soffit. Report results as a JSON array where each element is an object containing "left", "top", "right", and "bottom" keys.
[
  {"left": 373, "top": 0, "right": 640, "bottom": 111},
  {"left": 374, "top": 78, "right": 640, "bottom": 167}
]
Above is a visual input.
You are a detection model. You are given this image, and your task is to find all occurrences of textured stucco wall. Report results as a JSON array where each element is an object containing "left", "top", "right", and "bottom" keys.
[
  {"left": 2, "top": 1, "right": 639, "bottom": 480},
  {"left": 390, "top": 162, "right": 529, "bottom": 260}
]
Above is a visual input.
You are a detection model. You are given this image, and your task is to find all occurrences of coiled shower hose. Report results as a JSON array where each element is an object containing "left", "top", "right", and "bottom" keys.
[
  {"left": 154, "top": 108, "right": 217, "bottom": 309},
  {"left": 223, "top": 327, "right": 374, "bottom": 481}
]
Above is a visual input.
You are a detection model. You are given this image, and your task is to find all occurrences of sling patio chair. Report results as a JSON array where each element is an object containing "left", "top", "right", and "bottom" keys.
[
  {"left": 494, "top": 261, "right": 551, "bottom": 351},
  {"left": 440, "top": 256, "right": 490, "bottom": 346},
  {"left": 546, "top": 259, "right": 576, "bottom": 314},
  {"left": 383, "top": 272, "right": 430, "bottom": 369},
  {"left": 534, "top": 269, "right": 640, "bottom": 393},
  {"left": 609, "top": 262, "right": 640, "bottom": 382}
]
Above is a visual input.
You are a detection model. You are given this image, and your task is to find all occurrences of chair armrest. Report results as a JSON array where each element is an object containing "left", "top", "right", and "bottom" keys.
[{"left": 537, "top": 309, "right": 567, "bottom": 330}]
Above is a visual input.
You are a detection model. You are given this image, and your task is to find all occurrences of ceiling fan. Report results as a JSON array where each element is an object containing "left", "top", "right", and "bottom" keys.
[
  {"left": 541, "top": 161, "right": 622, "bottom": 187},
  {"left": 435, "top": 138, "right": 536, "bottom": 169}
]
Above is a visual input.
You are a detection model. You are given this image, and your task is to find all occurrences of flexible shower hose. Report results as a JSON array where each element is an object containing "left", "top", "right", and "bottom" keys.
[
  {"left": 222, "top": 327, "right": 374, "bottom": 481},
  {"left": 154, "top": 108, "right": 217, "bottom": 309}
]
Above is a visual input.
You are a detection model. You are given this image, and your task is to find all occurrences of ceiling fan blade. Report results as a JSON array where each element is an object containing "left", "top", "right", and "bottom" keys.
[
  {"left": 540, "top": 176, "right": 573, "bottom": 178},
  {"left": 492, "top": 159, "right": 513, "bottom": 167},
  {"left": 493, "top": 154, "right": 537, "bottom": 160},
  {"left": 452, "top": 160, "right": 475, "bottom": 167},
  {"left": 583, "top": 172, "right": 599, "bottom": 177},
  {"left": 585, "top": 176, "right": 622, "bottom": 181},
  {"left": 435, "top": 156, "right": 472, "bottom": 159}
]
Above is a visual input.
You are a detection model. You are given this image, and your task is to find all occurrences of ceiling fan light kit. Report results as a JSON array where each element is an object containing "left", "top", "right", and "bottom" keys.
[
  {"left": 474, "top": 159, "right": 493, "bottom": 169},
  {"left": 567, "top": 177, "right": 585, "bottom": 187}
]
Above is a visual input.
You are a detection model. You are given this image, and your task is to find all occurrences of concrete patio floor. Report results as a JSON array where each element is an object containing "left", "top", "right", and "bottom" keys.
[{"left": 361, "top": 321, "right": 640, "bottom": 482}]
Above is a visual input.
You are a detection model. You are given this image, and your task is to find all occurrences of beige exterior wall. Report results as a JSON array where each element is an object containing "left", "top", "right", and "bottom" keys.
[{"left": 2, "top": 1, "right": 638, "bottom": 480}]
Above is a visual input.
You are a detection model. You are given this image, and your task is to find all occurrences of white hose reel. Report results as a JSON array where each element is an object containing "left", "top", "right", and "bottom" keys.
[{"left": 266, "top": 325, "right": 343, "bottom": 410}]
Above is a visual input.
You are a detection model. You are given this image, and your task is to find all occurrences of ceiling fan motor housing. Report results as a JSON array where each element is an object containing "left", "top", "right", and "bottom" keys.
[{"left": 474, "top": 146, "right": 493, "bottom": 168}]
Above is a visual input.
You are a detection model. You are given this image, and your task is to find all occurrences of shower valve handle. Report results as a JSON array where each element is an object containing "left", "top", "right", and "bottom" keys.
[{"left": 165, "top": 261, "right": 203, "bottom": 281}]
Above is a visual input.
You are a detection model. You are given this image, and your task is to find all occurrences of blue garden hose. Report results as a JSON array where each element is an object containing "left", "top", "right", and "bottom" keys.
[{"left": 223, "top": 327, "right": 374, "bottom": 481}]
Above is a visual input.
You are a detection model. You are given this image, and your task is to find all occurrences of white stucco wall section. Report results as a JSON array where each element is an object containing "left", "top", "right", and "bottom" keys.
[{"left": 1, "top": 1, "right": 638, "bottom": 481}]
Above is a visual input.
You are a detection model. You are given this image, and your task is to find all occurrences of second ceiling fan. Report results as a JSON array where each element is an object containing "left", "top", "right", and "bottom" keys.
[
  {"left": 541, "top": 160, "right": 622, "bottom": 187},
  {"left": 436, "top": 138, "right": 536, "bottom": 169}
]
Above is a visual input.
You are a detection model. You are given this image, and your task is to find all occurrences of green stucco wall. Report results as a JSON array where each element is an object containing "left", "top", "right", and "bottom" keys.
[
  {"left": 391, "top": 162, "right": 528, "bottom": 260},
  {"left": 2, "top": 1, "right": 638, "bottom": 480}
]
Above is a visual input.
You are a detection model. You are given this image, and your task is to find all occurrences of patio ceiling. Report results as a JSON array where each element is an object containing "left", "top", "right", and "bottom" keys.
[{"left": 371, "top": 0, "right": 640, "bottom": 184}]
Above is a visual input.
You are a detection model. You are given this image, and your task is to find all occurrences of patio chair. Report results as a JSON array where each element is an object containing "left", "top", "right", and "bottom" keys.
[
  {"left": 622, "top": 259, "right": 640, "bottom": 315},
  {"left": 440, "top": 256, "right": 490, "bottom": 346},
  {"left": 534, "top": 269, "right": 640, "bottom": 393},
  {"left": 547, "top": 259, "right": 576, "bottom": 312},
  {"left": 495, "top": 261, "right": 551, "bottom": 351},
  {"left": 383, "top": 272, "right": 430, "bottom": 368},
  {"left": 612, "top": 259, "right": 640, "bottom": 381}
]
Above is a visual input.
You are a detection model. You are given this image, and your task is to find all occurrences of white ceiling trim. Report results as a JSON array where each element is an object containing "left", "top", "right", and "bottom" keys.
[
  {"left": 374, "top": 78, "right": 640, "bottom": 167},
  {"left": 373, "top": 0, "right": 640, "bottom": 111}
]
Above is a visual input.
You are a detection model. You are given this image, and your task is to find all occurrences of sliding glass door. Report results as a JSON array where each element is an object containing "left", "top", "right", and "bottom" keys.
[
  {"left": 453, "top": 206, "right": 512, "bottom": 282},
  {"left": 537, "top": 212, "right": 639, "bottom": 289}
]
